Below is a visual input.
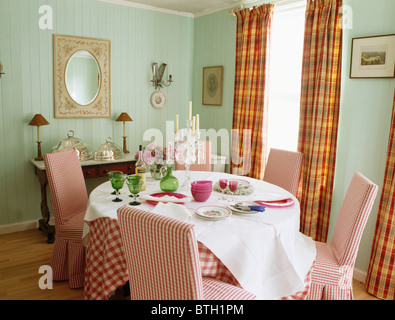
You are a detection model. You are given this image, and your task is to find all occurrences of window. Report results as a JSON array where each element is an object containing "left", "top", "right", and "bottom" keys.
[{"left": 266, "top": 2, "right": 306, "bottom": 152}]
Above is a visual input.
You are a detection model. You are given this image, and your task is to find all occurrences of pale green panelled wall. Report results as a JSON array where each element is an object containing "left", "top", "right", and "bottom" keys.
[
  {"left": 328, "top": 0, "right": 395, "bottom": 272},
  {"left": 192, "top": 10, "right": 236, "bottom": 164},
  {"left": 192, "top": 0, "right": 395, "bottom": 275},
  {"left": 0, "top": 0, "right": 194, "bottom": 225}
]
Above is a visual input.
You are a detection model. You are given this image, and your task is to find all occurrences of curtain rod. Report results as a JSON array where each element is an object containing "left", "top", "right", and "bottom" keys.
[{"left": 229, "top": 0, "right": 289, "bottom": 16}]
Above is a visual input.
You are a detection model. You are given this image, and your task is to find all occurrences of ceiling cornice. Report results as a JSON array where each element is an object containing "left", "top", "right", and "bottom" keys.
[
  {"left": 97, "top": 0, "right": 194, "bottom": 17},
  {"left": 97, "top": 0, "right": 262, "bottom": 18}
]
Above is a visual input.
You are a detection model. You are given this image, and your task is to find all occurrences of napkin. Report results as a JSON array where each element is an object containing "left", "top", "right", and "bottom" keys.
[
  {"left": 152, "top": 202, "right": 192, "bottom": 222},
  {"left": 140, "top": 194, "right": 191, "bottom": 203}
]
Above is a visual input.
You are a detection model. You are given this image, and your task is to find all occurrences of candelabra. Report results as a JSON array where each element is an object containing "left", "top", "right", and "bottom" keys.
[{"left": 168, "top": 119, "right": 204, "bottom": 190}]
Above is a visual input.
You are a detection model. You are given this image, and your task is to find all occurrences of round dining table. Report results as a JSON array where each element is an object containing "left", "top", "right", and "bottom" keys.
[{"left": 82, "top": 170, "right": 316, "bottom": 300}]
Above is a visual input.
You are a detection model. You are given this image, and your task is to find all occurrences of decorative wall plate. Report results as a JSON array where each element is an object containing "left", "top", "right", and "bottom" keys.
[{"left": 151, "top": 91, "right": 166, "bottom": 109}]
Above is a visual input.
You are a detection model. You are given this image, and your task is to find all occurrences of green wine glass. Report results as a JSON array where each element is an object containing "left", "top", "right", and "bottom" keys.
[
  {"left": 110, "top": 177, "right": 125, "bottom": 202},
  {"left": 108, "top": 171, "right": 123, "bottom": 195},
  {"left": 126, "top": 175, "right": 142, "bottom": 198},
  {"left": 126, "top": 176, "right": 143, "bottom": 206}
]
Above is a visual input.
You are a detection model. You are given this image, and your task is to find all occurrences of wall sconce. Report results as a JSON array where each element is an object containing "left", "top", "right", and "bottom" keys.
[
  {"left": 151, "top": 63, "right": 173, "bottom": 89},
  {"left": 116, "top": 112, "right": 133, "bottom": 154},
  {"left": 29, "top": 114, "right": 50, "bottom": 161},
  {"left": 0, "top": 62, "right": 5, "bottom": 78}
]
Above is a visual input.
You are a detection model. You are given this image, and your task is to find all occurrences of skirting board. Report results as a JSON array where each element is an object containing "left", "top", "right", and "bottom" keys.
[
  {"left": 353, "top": 268, "right": 367, "bottom": 283},
  {"left": 0, "top": 220, "right": 39, "bottom": 235}
]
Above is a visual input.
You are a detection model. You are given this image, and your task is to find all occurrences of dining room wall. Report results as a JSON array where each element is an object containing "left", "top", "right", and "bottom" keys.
[
  {"left": 191, "top": 0, "right": 395, "bottom": 278},
  {"left": 0, "top": 0, "right": 194, "bottom": 225},
  {"left": 328, "top": 0, "right": 395, "bottom": 276}
]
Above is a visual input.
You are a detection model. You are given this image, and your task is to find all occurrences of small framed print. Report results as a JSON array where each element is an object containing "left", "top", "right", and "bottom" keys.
[
  {"left": 350, "top": 34, "right": 395, "bottom": 78},
  {"left": 202, "top": 66, "right": 223, "bottom": 106}
]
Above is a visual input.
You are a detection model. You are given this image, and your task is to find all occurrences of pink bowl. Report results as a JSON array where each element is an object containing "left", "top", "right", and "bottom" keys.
[
  {"left": 191, "top": 187, "right": 212, "bottom": 193},
  {"left": 191, "top": 189, "right": 212, "bottom": 202},
  {"left": 191, "top": 187, "right": 212, "bottom": 192},
  {"left": 191, "top": 180, "right": 212, "bottom": 189}
]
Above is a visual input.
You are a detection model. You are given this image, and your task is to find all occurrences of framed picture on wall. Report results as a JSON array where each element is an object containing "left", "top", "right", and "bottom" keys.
[
  {"left": 350, "top": 34, "right": 395, "bottom": 78},
  {"left": 202, "top": 66, "right": 223, "bottom": 105}
]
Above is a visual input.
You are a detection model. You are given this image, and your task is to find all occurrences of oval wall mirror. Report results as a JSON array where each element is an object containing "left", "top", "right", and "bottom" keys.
[
  {"left": 53, "top": 34, "right": 111, "bottom": 118},
  {"left": 65, "top": 50, "right": 101, "bottom": 106}
]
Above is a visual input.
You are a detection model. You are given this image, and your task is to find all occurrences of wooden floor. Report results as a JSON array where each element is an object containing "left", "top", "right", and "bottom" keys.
[{"left": 0, "top": 228, "right": 380, "bottom": 300}]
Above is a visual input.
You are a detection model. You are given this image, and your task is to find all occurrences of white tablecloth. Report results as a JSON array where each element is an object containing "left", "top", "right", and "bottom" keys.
[{"left": 84, "top": 170, "right": 316, "bottom": 300}]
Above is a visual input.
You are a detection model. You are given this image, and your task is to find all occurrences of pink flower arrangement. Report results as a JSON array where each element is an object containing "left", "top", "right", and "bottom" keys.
[{"left": 142, "top": 142, "right": 166, "bottom": 165}]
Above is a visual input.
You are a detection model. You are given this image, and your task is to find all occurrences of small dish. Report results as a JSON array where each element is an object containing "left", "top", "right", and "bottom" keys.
[
  {"left": 195, "top": 205, "right": 231, "bottom": 220},
  {"left": 254, "top": 198, "right": 295, "bottom": 207},
  {"left": 146, "top": 192, "right": 188, "bottom": 205}
]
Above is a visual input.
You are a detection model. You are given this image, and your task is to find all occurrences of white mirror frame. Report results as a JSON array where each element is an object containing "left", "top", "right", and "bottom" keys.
[{"left": 53, "top": 34, "right": 111, "bottom": 118}]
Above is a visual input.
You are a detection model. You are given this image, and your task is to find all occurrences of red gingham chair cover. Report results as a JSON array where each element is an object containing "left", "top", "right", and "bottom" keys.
[
  {"left": 306, "top": 172, "right": 378, "bottom": 300},
  {"left": 83, "top": 217, "right": 129, "bottom": 300},
  {"left": 263, "top": 148, "right": 303, "bottom": 196},
  {"left": 117, "top": 205, "right": 256, "bottom": 300},
  {"left": 175, "top": 140, "right": 212, "bottom": 172},
  {"left": 44, "top": 149, "right": 88, "bottom": 288}
]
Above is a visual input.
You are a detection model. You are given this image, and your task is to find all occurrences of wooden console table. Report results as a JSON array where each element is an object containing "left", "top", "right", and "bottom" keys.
[{"left": 31, "top": 154, "right": 136, "bottom": 243}]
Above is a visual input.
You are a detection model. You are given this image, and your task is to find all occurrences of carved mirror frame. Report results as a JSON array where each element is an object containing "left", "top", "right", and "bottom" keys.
[{"left": 53, "top": 34, "right": 111, "bottom": 118}]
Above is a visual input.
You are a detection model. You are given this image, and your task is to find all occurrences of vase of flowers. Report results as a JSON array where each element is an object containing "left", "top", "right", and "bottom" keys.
[{"left": 142, "top": 142, "right": 168, "bottom": 180}]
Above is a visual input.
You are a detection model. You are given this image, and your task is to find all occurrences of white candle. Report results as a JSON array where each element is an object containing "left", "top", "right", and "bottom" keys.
[
  {"left": 175, "top": 114, "right": 179, "bottom": 133},
  {"left": 188, "top": 101, "right": 192, "bottom": 121},
  {"left": 192, "top": 116, "right": 196, "bottom": 133},
  {"left": 196, "top": 114, "right": 199, "bottom": 131}
]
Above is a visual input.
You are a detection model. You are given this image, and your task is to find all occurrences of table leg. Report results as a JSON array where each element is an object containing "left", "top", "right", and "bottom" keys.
[{"left": 35, "top": 167, "right": 55, "bottom": 244}]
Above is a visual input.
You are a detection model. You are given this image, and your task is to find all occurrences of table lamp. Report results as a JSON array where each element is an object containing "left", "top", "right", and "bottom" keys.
[
  {"left": 116, "top": 112, "right": 133, "bottom": 154},
  {"left": 29, "top": 114, "right": 50, "bottom": 161}
]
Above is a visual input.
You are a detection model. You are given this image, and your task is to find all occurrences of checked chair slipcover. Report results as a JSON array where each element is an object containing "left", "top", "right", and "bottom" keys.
[
  {"left": 44, "top": 149, "right": 88, "bottom": 288},
  {"left": 117, "top": 205, "right": 255, "bottom": 300},
  {"left": 263, "top": 148, "right": 303, "bottom": 196},
  {"left": 306, "top": 172, "right": 378, "bottom": 300}
]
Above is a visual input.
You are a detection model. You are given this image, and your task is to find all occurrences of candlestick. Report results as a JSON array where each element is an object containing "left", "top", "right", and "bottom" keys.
[
  {"left": 192, "top": 116, "right": 196, "bottom": 133},
  {"left": 196, "top": 114, "right": 199, "bottom": 132},
  {"left": 188, "top": 101, "right": 192, "bottom": 121}
]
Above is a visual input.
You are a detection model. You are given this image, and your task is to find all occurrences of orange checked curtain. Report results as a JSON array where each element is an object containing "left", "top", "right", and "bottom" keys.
[
  {"left": 231, "top": 4, "right": 274, "bottom": 180},
  {"left": 297, "top": 0, "right": 343, "bottom": 242},
  {"left": 366, "top": 91, "right": 395, "bottom": 300}
]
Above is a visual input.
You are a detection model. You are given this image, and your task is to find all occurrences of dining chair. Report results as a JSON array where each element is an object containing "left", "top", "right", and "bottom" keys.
[
  {"left": 263, "top": 148, "right": 303, "bottom": 196},
  {"left": 117, "top": 205, "right": 256, "bottom": 300},
  {"left": 43, "top": 148, "right": 88, "bottom": 288},
  {"left": 175, "top": 140, "right": 211, "bottom": 171},
  {"left": 306, "top": 172, "right": 378, "bottom": 300}
]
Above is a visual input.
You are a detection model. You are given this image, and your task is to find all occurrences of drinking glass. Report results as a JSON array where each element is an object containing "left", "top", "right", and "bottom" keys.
[
  {"left": 110, "top": 177, "right": 125, "bottom": 202},
  {"left": 108, "top": 171, "right": 123, "bottom": 195},
  {"left": 228, "top": 180, "right": 239, "bottom": 194},
  {"left": 219, "top": 178, "right": 228, "bottom": 200},
  {"left": 128, "top": 180, "right": 143, "bottom": 206},
  {"left": 126, "top": 175, "right": 142, "bottom": 197}
]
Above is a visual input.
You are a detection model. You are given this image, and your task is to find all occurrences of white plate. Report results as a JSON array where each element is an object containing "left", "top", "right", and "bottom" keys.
[
  {"left": 195, "top": 205, "right": 231, "bottom": 220},
  {"left": 226, "top": 202, "right": 260, "bottom": 214}
]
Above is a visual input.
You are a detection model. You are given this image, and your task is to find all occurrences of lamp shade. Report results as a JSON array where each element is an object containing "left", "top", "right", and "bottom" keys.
[
  {"left": 116, "top": 112, "right": 133, "bottom": 122},
  {"left": 29, "top": 114, "right": 50, "bottom": 126}
]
